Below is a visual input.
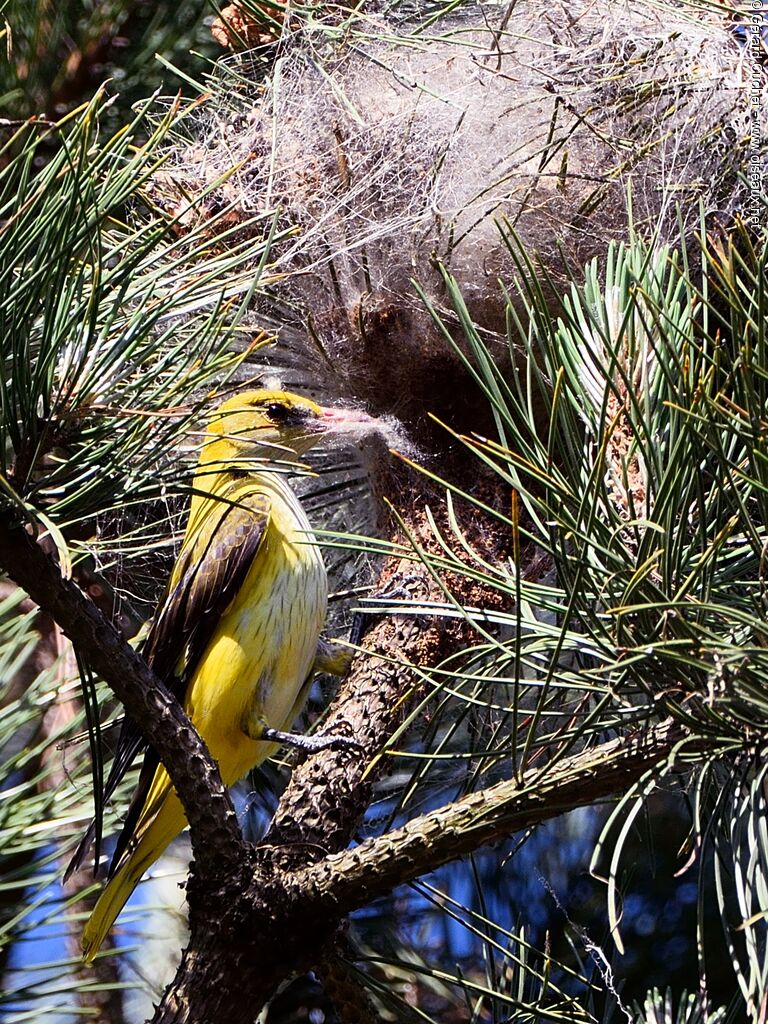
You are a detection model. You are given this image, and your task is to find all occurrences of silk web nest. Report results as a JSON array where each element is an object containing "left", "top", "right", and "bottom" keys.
[{"left": 155, "top": 0, "right": 753, "bottom": 408}]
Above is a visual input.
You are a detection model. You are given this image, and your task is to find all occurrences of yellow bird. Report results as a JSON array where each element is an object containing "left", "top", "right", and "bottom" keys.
[{"left": 69, "top": 389, "right": 376, "bottom": 961}]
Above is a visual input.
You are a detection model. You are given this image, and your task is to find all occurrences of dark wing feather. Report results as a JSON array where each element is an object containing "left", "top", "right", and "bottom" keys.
[
  {"left": 65, "top": 488, "right": 270, "bottom": 880},
  {"left": 143, "top": 490, "right": 271, "bottom": 685}
]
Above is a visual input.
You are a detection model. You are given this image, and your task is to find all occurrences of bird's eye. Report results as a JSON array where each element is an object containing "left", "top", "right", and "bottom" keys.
[{"left": 266, "top": 402, "right": 290, "bottom": 422}]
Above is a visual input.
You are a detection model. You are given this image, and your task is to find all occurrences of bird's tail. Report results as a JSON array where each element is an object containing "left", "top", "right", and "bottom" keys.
[{"left": 82, "top": 777, "right": 185, "bottom": 963}]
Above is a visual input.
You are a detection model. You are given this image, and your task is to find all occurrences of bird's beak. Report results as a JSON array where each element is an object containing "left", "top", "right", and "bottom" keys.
[{"left": 317, "top": 405, "right": 380, "bottom": 438}]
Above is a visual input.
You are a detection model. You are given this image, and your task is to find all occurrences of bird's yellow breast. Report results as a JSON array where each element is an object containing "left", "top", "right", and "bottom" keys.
[{"left": 183, "top": 474, "right": 327, "bottom": 784}]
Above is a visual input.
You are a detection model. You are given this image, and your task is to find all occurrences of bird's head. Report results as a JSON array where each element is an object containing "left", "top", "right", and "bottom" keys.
[{"left": 199, "top": 389, "right": 380, "bottom": 472}]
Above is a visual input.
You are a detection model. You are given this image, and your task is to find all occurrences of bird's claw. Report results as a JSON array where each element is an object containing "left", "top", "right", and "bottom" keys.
[
  {"left": 259, "top": 725, "right": 363, "bottom": 755},
  {"left": 312, "top": 732, "right": 364, "bottom": 754}
]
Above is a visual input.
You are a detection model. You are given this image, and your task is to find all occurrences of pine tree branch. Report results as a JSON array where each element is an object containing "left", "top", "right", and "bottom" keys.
[
  {"left": 292, "top": 718, "right": 719, "bottom": 914},
  {"left": 150, "top": 714, "right": 720, "bottom": 1023},
  {"left": 0, "top": 510, "right": 243, "bottom": 879}
]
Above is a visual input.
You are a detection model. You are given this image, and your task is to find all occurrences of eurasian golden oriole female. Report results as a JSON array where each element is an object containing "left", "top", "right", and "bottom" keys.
[{"left": 69, "top": 389, "right": 376, "bottom": 961}]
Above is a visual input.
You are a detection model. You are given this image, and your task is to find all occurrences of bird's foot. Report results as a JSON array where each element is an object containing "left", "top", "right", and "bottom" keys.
[
  {"left": 313, "top": 638, "right": 354, "bottom": 677},
  {"left": 259, "top": 725, "right": 363, "bottom": 755}
]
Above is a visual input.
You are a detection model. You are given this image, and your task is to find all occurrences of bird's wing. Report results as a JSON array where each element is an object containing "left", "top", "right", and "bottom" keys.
[
  {"left": 144, "top": 485, "right": 273, "bottom": 686},
  {"left": 65, "top": 485, "right": 271, "bottom": 880}
]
